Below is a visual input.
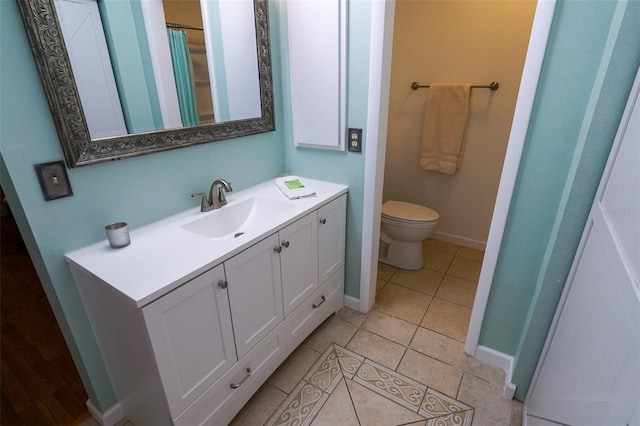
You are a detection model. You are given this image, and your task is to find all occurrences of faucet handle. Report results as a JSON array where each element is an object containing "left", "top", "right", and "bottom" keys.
[{"left": 191, "top": 193, "right": 211, "bottom": 212}]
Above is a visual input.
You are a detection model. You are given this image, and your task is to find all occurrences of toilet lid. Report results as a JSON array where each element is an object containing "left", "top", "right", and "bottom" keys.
[{"left": 382, "top": 201, "right": 439, "bottom": 222}]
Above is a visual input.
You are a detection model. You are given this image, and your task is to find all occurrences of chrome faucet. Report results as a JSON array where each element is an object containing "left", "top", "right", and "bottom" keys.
[{"left": 191, "top": 179, "right": 233, "bottom": 212}]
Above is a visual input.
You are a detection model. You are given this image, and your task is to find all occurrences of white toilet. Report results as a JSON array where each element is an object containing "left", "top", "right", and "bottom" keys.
[{"left": 379, "top": 200, "right": 440, "bottom": 270}]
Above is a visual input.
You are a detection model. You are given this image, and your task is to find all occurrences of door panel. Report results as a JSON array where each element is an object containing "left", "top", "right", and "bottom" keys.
[{"left": 526, "top": 68, "right": 640, "bottom": 425}]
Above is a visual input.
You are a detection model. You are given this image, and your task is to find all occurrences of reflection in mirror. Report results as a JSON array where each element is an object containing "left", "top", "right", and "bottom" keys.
[
  {"left": 18, "top": 0, "right": 274, "bottom": 167},
  {"left": 53, "top": 0, "right": 261, "bottom": 138}
]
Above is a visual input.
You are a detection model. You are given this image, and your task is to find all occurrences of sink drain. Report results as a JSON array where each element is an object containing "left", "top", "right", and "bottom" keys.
[{"left": 234, "top": 232, "right": 244, "bottom": 238}]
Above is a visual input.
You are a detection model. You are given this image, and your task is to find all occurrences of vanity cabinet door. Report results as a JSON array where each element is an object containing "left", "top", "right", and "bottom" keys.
[
  {"left": 143, "top": 264, "right": 236, "bottom": 417},
  {"left": 318, "top": 195, "right": 347, "bottom": 284},
  {"left": 225, "top": 233, "right": 284, "bottom": 358},
  {"left": 279, "top": 211, "right": 318, "bottom": 316}
]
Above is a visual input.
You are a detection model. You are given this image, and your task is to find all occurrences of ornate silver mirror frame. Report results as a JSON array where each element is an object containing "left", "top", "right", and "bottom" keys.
[{"left": 18, "top": 0, "right": 275, "bottom": 168}]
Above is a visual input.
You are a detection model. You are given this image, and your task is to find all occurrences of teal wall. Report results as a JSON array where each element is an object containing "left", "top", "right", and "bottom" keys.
[
  {"left": 0, "top": 0, "right": 371, "bottom": 411},
  {"left": 479, "top": 0, "right": 640, "bottom": 400}
]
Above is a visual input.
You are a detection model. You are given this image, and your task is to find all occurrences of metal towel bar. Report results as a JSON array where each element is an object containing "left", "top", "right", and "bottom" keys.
[{"left": 410, "top": 81, "right": 499, "bottom": 91}]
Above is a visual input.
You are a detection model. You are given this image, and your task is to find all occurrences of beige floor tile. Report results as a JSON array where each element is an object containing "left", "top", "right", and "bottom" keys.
[
  {"left": 361, "top": 310, "right": 418, "bottom": 346},
  {"left": 272, "top": 345, "right": 322, "bottom": 393},
  {"left": 376, "top": 278, "right": 387, "bottom": 295},
  {"left": 346, "top": 329, "right": 406, "bottom": 370},
  {"left": 345, "top": 379, "right": 425, "bottom": 426},
  {"left": 457, "top": 373, "right": 512, "bottom": 426},
  {"left": 423, "top": 238, "right": 459, "bottom": 255},
  {"left": 464, "top": 357, "right": 506, "bottom": 385},
  {"left": 455, "top": 246, "right": 484, "bottom": 262},
  {"left": 397, "top": 349, "right": 463, "bottom": 398},
  {"left": 303, "top": 315, "right": 358, "bottom": 353},
  {"left": 421, "top": 298, "right": 471, "bottom": 342},
  {"left": 354, "top": 359, "right": 426, "bottom": 412},
  {"left": 374, "top": 283, "right": 432, "bottom": 325},
  {"left": 510, "top": 399, "right": 524, "bottom": 426},
  {"left": 435, "top": 275, "right": 478, "bottom": 308},
  {"left": 447, "top": 257, "right": 482, "bottom": 282},
  {"left": 377, "top": 262, "right": 397, "bottom": 281},
  {"left": 310, "top": 379, "right": 359, "bottom": 426},
  {"left": 389, "top": 268, "right": 444, "bottom": 295},
  {"left": 423, "top": 250, "right": 455, "bottom": 274},
  {"left": 265, "top": 381, "right": 328, "bottom": 426},
  {"left": 337, "top": 306, "right": 368, "bottom": 327},
  {"left": 230, "top": 383, "right": 288, "bottom": 426},
  {"left": 409, "top": 327, "right": 467, "bottom": 368}
]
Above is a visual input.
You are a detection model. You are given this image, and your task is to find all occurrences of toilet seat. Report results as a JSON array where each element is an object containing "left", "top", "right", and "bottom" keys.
[{"left": 381, "top": 201, "right": 439, "bottom": 223}]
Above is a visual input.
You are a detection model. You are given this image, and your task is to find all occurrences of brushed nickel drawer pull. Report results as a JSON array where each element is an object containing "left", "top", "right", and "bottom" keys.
[
  {"left": 281, "top": 240, "right": 290, "bottom": 248},
  {"left": 274, "top": 246, "right": 282, "bottom": 253},
  {"left": 230, "top": 368, "right": 252, "bottom": 389},
  {"left": 218, "top": 280, "right": 228, "bottom": 289},
  {"left": 312, "top": 295, "right": 326, "bottom": 309},
  {"left": 319, "top": 218, "right": 327, "bottom": 224}
]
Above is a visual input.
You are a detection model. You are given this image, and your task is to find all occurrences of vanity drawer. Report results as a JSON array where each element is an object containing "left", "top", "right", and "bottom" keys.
[
  {"left": 285, "top": 266, "right": 344, "bottom": 350},
  {"left": 174, "top": 326, "right": 287, "bottom": 426}
]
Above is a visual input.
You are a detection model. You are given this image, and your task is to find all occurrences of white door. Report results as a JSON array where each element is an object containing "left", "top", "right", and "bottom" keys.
[
  {"left": 54, "top": 0, "right": 127, "bottom": 138},
  {"left": 225, "top": 234, "right": 284, "bottom": 358},
  {"left": 143, "top": 264, "right": 236, "bottom": 417},
  {"left": 318, "top": 195, "right": 347, "bottom": 284},
  {"left": 279, "top": 211, "right": 318, "bottom": 316},
  {"left": 526, "top": 68, "right": 640, "bottom": 425}
]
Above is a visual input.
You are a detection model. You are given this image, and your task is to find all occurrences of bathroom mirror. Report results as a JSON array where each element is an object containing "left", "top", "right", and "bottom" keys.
[{"left": 18, "top": 0, "right": 274, "bottom": 167}]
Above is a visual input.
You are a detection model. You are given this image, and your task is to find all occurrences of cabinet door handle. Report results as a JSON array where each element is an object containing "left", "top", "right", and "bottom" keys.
[
  {"left": 281, "top": 240, "right": 290, "bottom": 248},
  {"left": 218, "top": 280, "right": 228, "bottom": 289},
  {"left": 319, "top": 218, "right": 327, "bottom": 225},
  {"left": 274, "top": 246, "right": 282, "bottom": 253},
  {"left": 230, "top": 367, "right": 252, "bottom": 389},
  {"left": 312, "top": 295, "right": 326, "bottom": 309}
]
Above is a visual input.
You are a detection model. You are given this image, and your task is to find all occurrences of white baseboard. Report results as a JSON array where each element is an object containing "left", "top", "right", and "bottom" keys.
[
  {"left": 86, "top": 399, "right": 125, "bottom": 426},
  {"left": 343, "top": 294, "right": 360, "bottom": 311},
  {"left": 474, "top": 345, "right": 517, "bottom": 399},
  {"left": 432, "top": 232, "right": 486, "bottom": 251}
]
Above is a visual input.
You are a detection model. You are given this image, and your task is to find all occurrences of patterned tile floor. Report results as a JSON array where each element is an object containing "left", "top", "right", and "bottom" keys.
[
  {"left": 264, "top": 343, "right": 473, "bottom": 426},
  {"left": 232, "top": 240, "right": 525, "bottom": 426}
]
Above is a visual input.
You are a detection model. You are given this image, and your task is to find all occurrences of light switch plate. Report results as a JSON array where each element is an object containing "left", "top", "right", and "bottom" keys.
[
  {"left": 348, "top": 128, "right": 362, "bottom": 152},
  {"left": 34, "top": 161, "right": 73, "bottom": 201}
]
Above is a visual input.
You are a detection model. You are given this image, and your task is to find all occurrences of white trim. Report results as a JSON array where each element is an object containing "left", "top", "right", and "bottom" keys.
[
  {"left": 86, "top": 399, "right": 125, "bottom": 426},
  {"left": 343, "top": 294, "right": 360, "bottom": 311},
  {"left": 432, "top": 231, "right": 486, "bottom": 251},
  {"left": 359, "top": 0, "right": 395, "bottom": 314},
  {"left": 474, "top": 345, "right": 517, "bottom": 399},
  {"left": 464, "top": 0, "right": 557, "bottom": 356}
]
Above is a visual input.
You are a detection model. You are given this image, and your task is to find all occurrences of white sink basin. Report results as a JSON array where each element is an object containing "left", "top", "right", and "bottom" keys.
[{"left": 181, "top": 196, "right": 294, "bottom": 239}]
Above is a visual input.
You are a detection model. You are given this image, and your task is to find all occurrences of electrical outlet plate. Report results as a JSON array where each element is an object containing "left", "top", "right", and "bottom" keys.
[
  {"left": 34, "top": 161, "right": 73, "bottom": 201},
  {"left": 348, "top": 128, "right": 362, "bottom": 152}
]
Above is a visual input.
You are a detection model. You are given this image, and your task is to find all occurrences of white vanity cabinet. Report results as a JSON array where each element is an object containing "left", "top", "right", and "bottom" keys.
[
  {"left": 225, "top": 233, "right": 284, "bottom": 358},
  {"left": 278, "top": 211, "right": 319, "bottom": 316},
  {"left": 143, "top": 264, "right": 236, "bottom": 416},
  {"left": 67, "top": 180, "right": 347, "bottom": 426}
]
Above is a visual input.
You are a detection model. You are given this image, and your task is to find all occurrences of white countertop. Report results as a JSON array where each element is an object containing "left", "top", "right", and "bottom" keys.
[{"left": 65, "top": 177, "right": 348, "bottom": 307}]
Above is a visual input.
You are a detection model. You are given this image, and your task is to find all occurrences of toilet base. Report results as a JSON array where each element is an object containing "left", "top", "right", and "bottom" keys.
[{"left": 378, "top": 239, "right": 424, "bottom": 270}]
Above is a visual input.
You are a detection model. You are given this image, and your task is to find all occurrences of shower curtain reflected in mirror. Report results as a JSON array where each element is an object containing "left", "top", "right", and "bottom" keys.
[{"left": 168, "top": 29, "right": 200, "bottom": 127}]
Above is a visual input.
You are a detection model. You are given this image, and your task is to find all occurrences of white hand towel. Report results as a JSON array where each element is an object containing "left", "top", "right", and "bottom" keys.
[
  {"left": 275, "top": 176, "right": 316, "bottom": 200},
  {"left": 419, "top": 83, "right": 472, "bottom": 174}
]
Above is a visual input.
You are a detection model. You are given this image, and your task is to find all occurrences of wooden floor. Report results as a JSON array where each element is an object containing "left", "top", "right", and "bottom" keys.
[{"left": 1, "top": 213, "right": 91, "bottom": 425}]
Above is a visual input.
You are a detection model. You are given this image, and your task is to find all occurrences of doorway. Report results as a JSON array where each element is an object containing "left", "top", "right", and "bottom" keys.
[{"left": 1, "top": 201, "right": 90, "bottom": 423}]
